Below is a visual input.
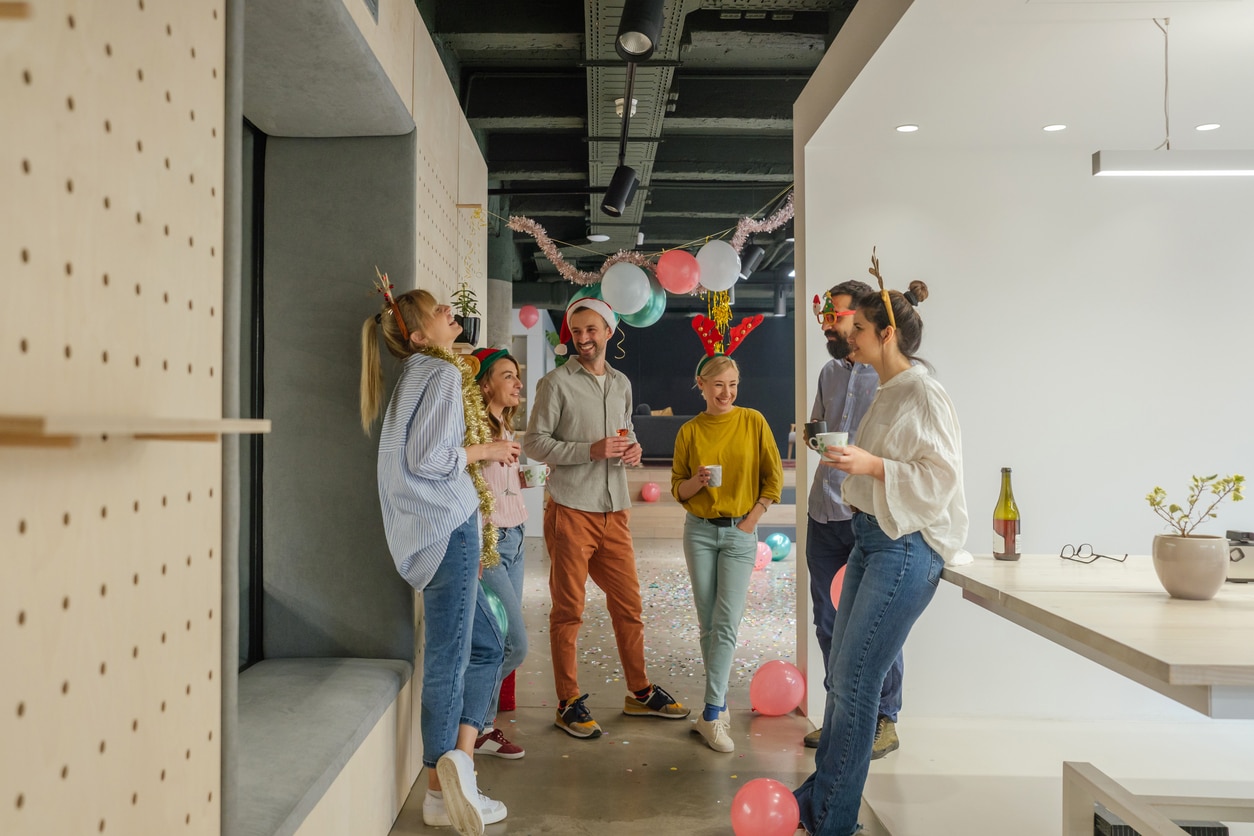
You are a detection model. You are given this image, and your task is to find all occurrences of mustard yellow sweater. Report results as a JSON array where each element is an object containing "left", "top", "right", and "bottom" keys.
[{"left": 670, "top": 407, "right": 783, "bottom": 519}]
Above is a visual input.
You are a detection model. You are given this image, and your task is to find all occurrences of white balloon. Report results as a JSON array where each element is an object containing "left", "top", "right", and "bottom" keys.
[
  {"left": 696, "top": 240, "right": 741, "bottom": 292},
  {"left": 599, "top": 262, "right": 650, "bottom": 314}
]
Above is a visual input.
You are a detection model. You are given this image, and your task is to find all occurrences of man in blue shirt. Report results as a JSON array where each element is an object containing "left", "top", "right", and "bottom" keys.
[{"left": 803, "top": 279, "right": 902, "bottom": 758}]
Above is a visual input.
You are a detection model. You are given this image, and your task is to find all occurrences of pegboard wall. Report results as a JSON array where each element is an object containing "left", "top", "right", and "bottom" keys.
[{"left": 1, "top": 2, "right": 225, "bottom": 834}]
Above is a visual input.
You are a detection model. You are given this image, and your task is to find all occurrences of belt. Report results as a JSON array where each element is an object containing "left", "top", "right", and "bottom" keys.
[{"left": 705, "top": 515, "right": 746, "bottom": 528}]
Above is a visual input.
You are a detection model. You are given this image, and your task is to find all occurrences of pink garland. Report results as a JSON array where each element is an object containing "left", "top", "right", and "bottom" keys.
[{"left": 730, "top": 191, "right": 794, "bottom": 253}]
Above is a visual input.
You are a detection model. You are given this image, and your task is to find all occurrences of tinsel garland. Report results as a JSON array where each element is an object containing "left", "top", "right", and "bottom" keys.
[
  {"left": 506, "top": 215, "right": 656, "bottom": 285},
  {"left": 415, "top": 346, "right": 500, "bottom": 568},
  {"left": 729, "top": 191, "right": 795, "bottom": 253}
]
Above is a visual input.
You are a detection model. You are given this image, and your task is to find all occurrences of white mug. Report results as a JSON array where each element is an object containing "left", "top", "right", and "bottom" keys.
[
  {"left": 808, "top": 431, "right": 848, "bottom": 455},
  {"left": 703, "top": 464, "right": 723, "bottom": 487},
  {"left": 520, "top": 463, "right": 549, "bottom": 488}
]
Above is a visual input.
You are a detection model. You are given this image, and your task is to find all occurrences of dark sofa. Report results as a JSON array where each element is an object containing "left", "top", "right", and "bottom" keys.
[{"left": 631, "top": 405, "right": 697, "bottom": 460}]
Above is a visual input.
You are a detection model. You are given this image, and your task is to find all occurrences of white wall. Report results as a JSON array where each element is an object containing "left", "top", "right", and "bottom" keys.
[{"left": 799, "top": 143, "right": 1254, "bottom": 720}]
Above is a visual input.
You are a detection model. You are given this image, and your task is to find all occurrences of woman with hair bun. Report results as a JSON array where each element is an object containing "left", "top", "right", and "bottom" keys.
[{"left": 794, "top": 254, "right": 969, "bottom": 836}]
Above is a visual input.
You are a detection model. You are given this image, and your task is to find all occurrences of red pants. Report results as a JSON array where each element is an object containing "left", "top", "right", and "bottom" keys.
[{"left": 544, "top": 502, "right": 648, "bottom": 701}]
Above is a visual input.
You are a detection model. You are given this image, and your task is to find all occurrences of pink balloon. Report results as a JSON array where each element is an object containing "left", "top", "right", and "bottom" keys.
[
  {"left": 750, "top": 660, "right": 805, "bottom": 716},
  {"left": 754, "top": 541, "right": 772, "bottom": 570},
  {"left": 830, "top": 564, "right": 847, "bottom": 610},
  {"left": 518, "top": 304, "right": 539, "bottom": 329},
  {"left": 655, "top": 249, "right": 701, "bottom": 295},
  {"left": 641, "top": 482, "right": 660, "bottom": 503},
  {"left": 731, "top": 778, "right": 801, "bottom": 836}
]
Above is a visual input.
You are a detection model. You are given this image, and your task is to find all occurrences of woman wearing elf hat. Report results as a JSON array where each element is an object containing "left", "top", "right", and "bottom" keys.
[
  {"left": 671, "top": 314, "right": 783, "bottom": 752},
  {"left": 360, "top": 277, "right": 520, "bottom": 835},
  {"left": 467, "top": 346, "right": 529, "bottom": 760}
]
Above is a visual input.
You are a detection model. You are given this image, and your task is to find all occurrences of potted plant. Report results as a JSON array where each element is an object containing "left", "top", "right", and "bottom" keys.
[
  {"left": 1146, "top": 473, "right": 1245, "bottom": 599},
  {"left": 452, "top": 281, "right": 481, "bottom": 346}
]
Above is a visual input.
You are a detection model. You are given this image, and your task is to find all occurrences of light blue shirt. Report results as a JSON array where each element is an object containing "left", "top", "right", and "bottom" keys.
[
  {"left": 807, "top": 358, "right": 878, "bottom": 523},
  {"left": 377, "top": 353, "right": 479, "bottom": 590}
]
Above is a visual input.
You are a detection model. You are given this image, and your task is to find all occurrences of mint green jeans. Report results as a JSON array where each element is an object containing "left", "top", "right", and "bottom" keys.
[{"left": 682, "top": 513, "right": 758, "bottom": 708}]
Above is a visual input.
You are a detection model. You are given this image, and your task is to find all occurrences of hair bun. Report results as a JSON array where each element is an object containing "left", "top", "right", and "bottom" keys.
[{"left": 905, "top": 280, "right": 929, "bottom": 305}]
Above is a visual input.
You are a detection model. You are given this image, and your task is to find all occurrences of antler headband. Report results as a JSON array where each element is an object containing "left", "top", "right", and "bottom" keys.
[
  {"left": 691, "top": 313, "right": 764, "bottom": 376},
  {"left": 373, "top": 266, "right": 410, "bottom": 342},
  {"left": 867, "top": 246, "right": 896, "bottom": 331}
]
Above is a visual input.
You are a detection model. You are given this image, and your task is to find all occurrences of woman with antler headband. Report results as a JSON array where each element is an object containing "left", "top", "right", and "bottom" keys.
[
  {"left": 671, "top": 316, "right": 783, "bottom": 753},
  {"left": 794, "top": 251, "right": 969, "bottom": 836},
  {"left": 360, "top": 277, "right": 521, "bottom": 835}
]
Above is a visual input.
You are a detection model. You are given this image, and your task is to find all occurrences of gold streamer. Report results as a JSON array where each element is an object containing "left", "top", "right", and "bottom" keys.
[
  {"left": 415, "top": 346, "right": 500, "bottom": 568},
  {"left": 706, "top": 290, "right": 732, "bottom": 353}
]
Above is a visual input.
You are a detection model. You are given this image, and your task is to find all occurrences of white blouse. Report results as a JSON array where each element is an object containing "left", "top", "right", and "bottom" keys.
[{"left": 841, "top": 365, "right": 972, "bottom": 565}]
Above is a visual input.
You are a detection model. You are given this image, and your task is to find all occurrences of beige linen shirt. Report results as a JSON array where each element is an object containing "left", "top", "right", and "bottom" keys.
[{"left": 841, "top": 365, "right": 971, "bottom": 564}]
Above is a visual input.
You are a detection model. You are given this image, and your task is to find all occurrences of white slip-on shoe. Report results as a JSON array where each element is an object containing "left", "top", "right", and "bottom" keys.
[
  {"left": 422, "top": 791, "right": 508, "bottom": 827},
  {"left": 435, "top": 750, "right": 484, "bottom": 835}
]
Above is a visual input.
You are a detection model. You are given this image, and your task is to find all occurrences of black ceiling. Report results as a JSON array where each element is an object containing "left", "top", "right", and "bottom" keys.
[{"left": 418, "top": 0, "right": 858, "bottom": 315}]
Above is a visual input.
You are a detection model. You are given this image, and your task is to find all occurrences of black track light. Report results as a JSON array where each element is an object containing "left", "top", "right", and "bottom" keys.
[
  {"left": 601, "top": 165, "right": 638, "bottom": 217},
  {"left": 738, "top": 245, "right": 766, "bottom": 279},
  {"left": 616, "top": 0, "right": 665, "bottom": 63}
]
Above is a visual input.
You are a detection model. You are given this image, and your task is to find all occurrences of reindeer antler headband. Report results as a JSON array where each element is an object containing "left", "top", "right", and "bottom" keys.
[
  {"left": 867, "top": 246, "right": 896, "bottom": 331},
  {"left": 373, "top": 266, "right": 410, "bottom": 342},
  {"left": 691, "top": 313, "right": 764, "bottom": 377}
]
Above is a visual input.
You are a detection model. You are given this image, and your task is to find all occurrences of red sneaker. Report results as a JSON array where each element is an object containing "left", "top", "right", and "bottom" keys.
[
  {"left": 499, "top": 670, "right": 517, "bottom": 712},
  {"left": 474, "top": 727, "right": 525, "bottom": 759}
]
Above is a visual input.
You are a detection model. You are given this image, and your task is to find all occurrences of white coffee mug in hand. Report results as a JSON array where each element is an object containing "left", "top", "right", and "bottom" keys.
[
  {"left": 703, "top": 465, "right": 723, "bottom": 487},
  {"left": 521, "top": 463, "right": 549, "bottom": 488},
  {"left": 808, "top": 431, "right": 848, "bottom": 458}
]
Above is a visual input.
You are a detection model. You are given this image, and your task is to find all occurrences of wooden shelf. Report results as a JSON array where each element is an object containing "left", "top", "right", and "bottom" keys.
[{"left": 0, "top": 414, "right": 271, "bottom": 448}]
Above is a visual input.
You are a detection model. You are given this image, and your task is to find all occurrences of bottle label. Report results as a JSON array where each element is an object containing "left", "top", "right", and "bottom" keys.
[{"left": 993, "top": 518, "right": 1020, "bottom": 559}]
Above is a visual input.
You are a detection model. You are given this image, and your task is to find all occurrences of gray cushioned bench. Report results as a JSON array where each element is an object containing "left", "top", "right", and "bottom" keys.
[{"left": 236, "top": 657, "right": 413, "bottom": 836}]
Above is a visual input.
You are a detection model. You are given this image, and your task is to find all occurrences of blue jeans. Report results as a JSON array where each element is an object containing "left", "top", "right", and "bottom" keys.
[
  {"left": 419, "top": 513, "right": 505, "bottom": 769},
  {"left": 796, "top": 513, "right": 943, "bottom": 836},
  {"left": 682, "top": 513, "right": 758, "bottom": 708},
  {"left": 807, "top": 516, "right": 903, "bottom": 721},
  {"left": 480, "top": 523, "right": 528, "bottom": 724}
]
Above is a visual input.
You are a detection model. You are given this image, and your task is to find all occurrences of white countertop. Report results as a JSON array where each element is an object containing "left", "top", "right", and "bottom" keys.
[{"left": 942, "top": 555, "right": 1254, "bottom": 718}]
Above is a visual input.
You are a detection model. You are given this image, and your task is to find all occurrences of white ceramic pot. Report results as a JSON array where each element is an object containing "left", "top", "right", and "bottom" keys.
[{"left": 1151, "top": 534, "right": 1229, "bottom": 600}]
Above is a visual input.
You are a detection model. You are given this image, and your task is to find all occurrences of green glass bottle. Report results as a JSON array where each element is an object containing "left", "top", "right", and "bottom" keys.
[{"left": 993, "top": 467, "right": 1020, "bottom": 561}]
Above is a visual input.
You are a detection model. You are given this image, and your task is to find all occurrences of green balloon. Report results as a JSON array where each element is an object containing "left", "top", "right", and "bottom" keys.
[
  {"left": 621, "top": 277, "right": 666, "bottom": 327},
  {"left": 766, "top": 532, "right": 792, "bottom": 561},
  {"left": 480, "top": 581, "right": 509, "bottom": 635}
]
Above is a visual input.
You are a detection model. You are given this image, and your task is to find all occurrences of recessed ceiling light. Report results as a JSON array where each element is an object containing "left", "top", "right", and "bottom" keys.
[
  {"left": 587, "top": 233, "right": 610, "bottom": 242},
  {"left": 1043, "top": 124, "right": 1067, "bottom": 132},
  {"left": 895, "top": 124, "right": 919, "bottom": 133},
  {"left": 1195, "top": 123, "right": 1221, "bottom": 132}
]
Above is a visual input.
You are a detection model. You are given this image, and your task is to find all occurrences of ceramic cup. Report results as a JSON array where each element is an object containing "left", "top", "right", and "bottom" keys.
[
  {"left": 703, "top": 465, "right": 723, "bottom": 487},
  {"left": 521, "top": 463, "right": 549, "bottom": 488},
  {"left": 803, "top": 420, "right": 827, "bottom": 445},
  {"left": 808, "top": 431, "right": 848, "bottom": 456}
]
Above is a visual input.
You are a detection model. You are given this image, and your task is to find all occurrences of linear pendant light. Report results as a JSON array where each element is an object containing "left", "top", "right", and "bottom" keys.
[{"left": 1093, "top": 150, "right": 1254, "bottom": 177}]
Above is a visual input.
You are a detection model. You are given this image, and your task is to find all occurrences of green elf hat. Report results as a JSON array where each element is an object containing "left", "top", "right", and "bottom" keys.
[{"left": 469, "top": 346, "right": 511, "bottom": 382}]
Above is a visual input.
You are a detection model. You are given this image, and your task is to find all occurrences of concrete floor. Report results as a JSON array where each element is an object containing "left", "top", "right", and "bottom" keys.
[{"left": 389, "top": 535, "right": 821, "bottom": 835}]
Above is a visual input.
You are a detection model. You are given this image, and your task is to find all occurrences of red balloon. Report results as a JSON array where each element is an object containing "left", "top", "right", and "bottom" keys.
[
  {"left": 731, "top": 778, "right": 801, "bottom": 836},
  {"left": 518, "top": 304, "right": 540, "bottom": 329},
  {"left": 655, "top": 249, "right": 701, "bottom": 295},
  {"left": 641, "top": 482, "right": 660, "bottom": 503},
  {"left": 750, "top": 660, "right": 805, "bottom": 716},
  {"left": 754, "top": 541, "right": 772, "bottom": 570},
  {"left": 830, "top": 564, "right": 847, "bottom": 610}
]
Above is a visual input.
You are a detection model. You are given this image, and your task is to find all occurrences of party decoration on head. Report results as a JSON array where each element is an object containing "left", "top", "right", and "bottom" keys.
[
  {"left": 812, "top": 291, "right": 854, "bottom": 331},
  {"left": 554, "top": 295, "right": 619, "bottom": 366},
  {"left": 867, "top": 246, "right": 895, "bottom": 330},
  {"left": 372, "top": 266, "right": 409, "bottom": 342},
  {"left": 692, "top": 309, "right": 764, "bottom": 378},
  {"left": 469, "top": 347, "right": 510, "bottom": 382}
]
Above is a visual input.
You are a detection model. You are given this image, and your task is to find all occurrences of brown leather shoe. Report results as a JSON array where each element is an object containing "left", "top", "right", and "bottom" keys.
[{"left": 803, "top": 727, "right": 822, "bottom": 749}]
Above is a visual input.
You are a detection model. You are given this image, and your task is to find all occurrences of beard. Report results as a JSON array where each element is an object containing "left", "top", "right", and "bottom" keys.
[{"left": 824, "top": 331, "right": 851, "bottom": 360}]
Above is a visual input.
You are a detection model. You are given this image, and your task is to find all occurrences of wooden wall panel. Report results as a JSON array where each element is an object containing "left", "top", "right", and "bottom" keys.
[{"left": 0, "top": 1, "right": 224, "bottom": 834}]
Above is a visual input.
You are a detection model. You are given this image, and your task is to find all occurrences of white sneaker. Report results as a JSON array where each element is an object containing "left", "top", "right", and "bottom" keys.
[
  {"left": 422, "top": 791, "right": 508, "bottom": 828},
  {"left": 692, "top": 711, "right": 734, "bottom": 752},
  {"left": 434, "top": 750, "right": 486, "bottom": 835}
]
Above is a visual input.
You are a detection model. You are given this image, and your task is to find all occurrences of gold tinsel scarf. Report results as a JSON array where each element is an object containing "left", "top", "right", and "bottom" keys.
[{"left": 416, "top": 346, "right": 500, "bottom": 568}]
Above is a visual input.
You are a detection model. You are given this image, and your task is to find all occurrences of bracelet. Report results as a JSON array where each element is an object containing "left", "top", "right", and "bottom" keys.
[{"left": 756, "top": 500, "right": 770, "bottom": 513}]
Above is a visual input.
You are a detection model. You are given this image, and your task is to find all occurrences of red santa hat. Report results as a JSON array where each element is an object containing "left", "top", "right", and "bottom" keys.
[{"left": 556, "top": 297, "right": 618, "bottom": 356}]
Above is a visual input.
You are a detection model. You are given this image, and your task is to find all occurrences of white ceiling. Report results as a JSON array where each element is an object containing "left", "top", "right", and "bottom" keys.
[{"left": 813, "top": 0, "right": 1254, "bottom": 153}]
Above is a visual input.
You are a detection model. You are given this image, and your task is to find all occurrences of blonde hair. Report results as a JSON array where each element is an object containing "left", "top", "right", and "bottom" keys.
[
  {"left": 696, "top": 354, "right": 739, "bottom": 383},
  {"left": 479, "top": 355, "right": 521, "bottom": 439},
  {"left": 359, "top": 288, "right": 439, "bottom": 434}
]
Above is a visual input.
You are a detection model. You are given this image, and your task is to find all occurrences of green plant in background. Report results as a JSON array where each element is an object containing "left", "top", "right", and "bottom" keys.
[
  {"left": 1146, "top": 474, "right": 1245, "bottom": 536},
  {"left": 451, "top": 282, "right": 480, "bottom": 318},
  {"left": 545, "top": 329, "right": 568, "bottom": 366}
]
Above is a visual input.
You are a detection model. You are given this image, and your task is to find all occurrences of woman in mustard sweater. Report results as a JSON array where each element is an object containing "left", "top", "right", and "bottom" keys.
[{"left": 671, "top": 354, "right": 783, "bottom": 752}]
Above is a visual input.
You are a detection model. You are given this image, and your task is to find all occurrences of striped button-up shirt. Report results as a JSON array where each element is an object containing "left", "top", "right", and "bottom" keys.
[
  {"left": 377, "top": 353, "right": 479, "bottom": 591},
  {"left": 807, "top": 358, "right": 879, "bottom": 523}
]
